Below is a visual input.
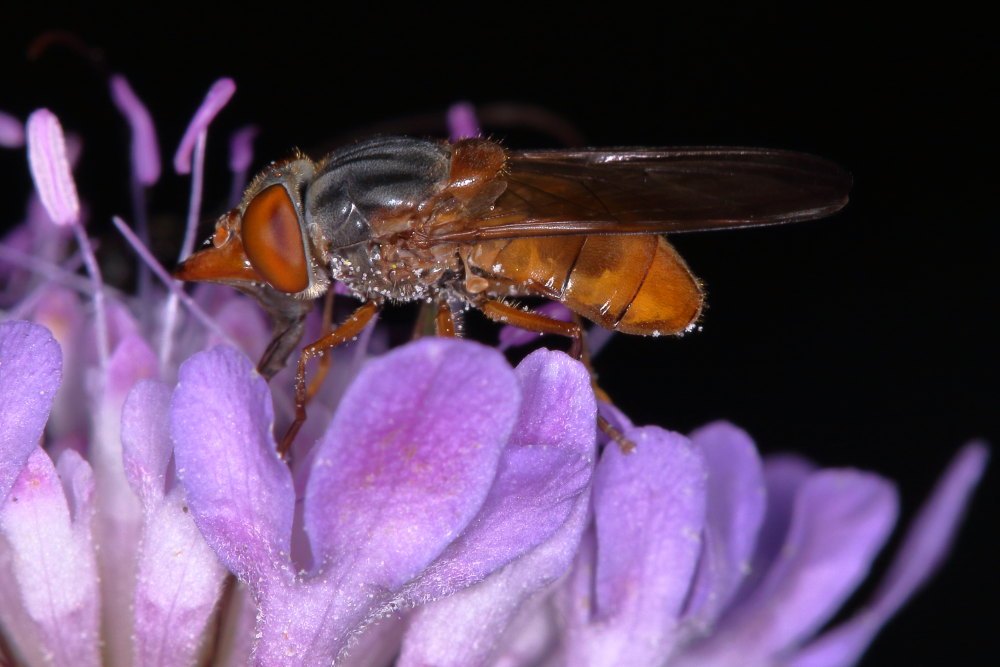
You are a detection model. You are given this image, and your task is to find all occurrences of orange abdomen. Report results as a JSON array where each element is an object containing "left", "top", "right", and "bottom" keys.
[{"left": 468, "top": 234, "right": 703, "bottom": 335}]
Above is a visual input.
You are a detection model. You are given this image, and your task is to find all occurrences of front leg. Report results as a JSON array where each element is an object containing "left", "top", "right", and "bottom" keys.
[{"left": 279, "top": 300, "right": 381, "bottom": 456}]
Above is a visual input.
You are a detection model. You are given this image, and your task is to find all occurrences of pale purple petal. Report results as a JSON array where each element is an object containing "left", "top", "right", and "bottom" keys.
[
  {"left": 0, "top": 110, "right": 24, "bottom": 148},
  {"left": 0, "top": 448, "right": 100, "bottom": 666},
  {"left": 171, "top": 346, "right": 294, "bottom": 583},
  {"left": 304, "top": 338, "right": 518, "bottom": 590},
  {"left": 401, "top": 494, "right": 590, "bottom": 666},
  {"left": 682, "top": 421, "right": 766, "bottom": 633},
  {"left": 339, "top": 615, "right": 407, "bottom": 667},
  {"left": 105, "top": 332, "right": 158, "bottom": 401},
  {"left": 173, "top": 78, "right": 236, "bottom": 174},
  {"left": 122, "top": 379, "right": 174, "bottom": 506},
  {"left": 790, "top": 442, "right": 989, "bottom": 667},
  {"left": 0, "top": 321, "right": 62, "bottom": 502},
  {"left": 109, "top": 74, "right": 161, "bottom": 185},
  {"left": 214, "top": 583, "right": 257, "bottom": 667},
  {"left": 56, "top": 449, "right": 96, "bottom": 528},
  {"left": 26, "top": 109, "right": 80, "bottom": 226},
  {"left": 398, "top": 349, "right": 596, "bottom": 665},
  {"left": 133, "top": 490, "right": 228, "bottom": 667},
  {"left": 447, "top": 101, "right": 481, "bottom": 141},
  {"left": 249, "top": 340, "right": 517, "bottom": 663},
  {"left": 403, "top": 348, "right": 596, "bottom": 601},
  {"left": 94, "top": 333, "right": 158, "bottom": 666},
  {"left": 729, "top": 453, "right": 817, "bottom": 608},
  {"left": 678, "top": 469, "right": 898, "bottom": 666},
  {"left": 562, "top": 427, "right": 707, "bottom": 666},
  {"left": 123, "top": 374, "right": 229, "bottom": 665}
]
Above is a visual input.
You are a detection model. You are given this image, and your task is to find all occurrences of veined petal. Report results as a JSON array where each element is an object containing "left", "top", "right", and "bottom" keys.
[
  {"left": 304, "top": 338, "right": 518, "bottom": 589},
  {"left": 133, "top": 490, "right": 228, "bottom": 667},
  {"left": 126, "top": 375, "right": 229, "bottom": 665},
  {"left": 790, "top": 442, "right": 989, "bottom": 667},
  {"left": 682, "top": 422, "right": 766, "bottom": 633},
  {"left": 0, "top": 321, "right": 62, "bottom": 502},
  {"left": 171, "top": 346, "right": 295, "bottom": 584},
  {"left": 403, "top": 348, "right": 596, "bottom": 601},
  {"left": 251, "top": 339, "right": 517, "bottom": 664},
  {"left": 0, "top": 448, "right": 99, "bottom": 666},
  {"left": 729, "top": 453, "right": 817, "bottom": 608},
  {"left": 678, "top": 469, "right": 898, "bottom": 666},
  {"left": 397, "top": 349, "right": 596, "bottom": 666},
  {"left": 400, "top": 494, "right": 590, "bottom": 667},
  {"left": 122, "top": 379, "right": 174, "bottom": 505},
  {"left": 93, "top": 331, "right": 158, "bottom": 666},
  {"left": 561, "top": 427, "right": 707, "bottom": 667}
]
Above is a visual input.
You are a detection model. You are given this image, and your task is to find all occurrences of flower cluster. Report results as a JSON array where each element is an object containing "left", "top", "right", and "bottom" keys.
[{"left": 0, "top": 80, "right": 987, "bottom": 666}]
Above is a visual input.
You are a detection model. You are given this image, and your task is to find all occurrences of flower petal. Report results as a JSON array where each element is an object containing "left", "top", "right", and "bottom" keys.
[
  {"left": 304, "top": 338, "right": 518, "bottom": 589},
  {"left": 0, "top": 321, "right": 62, "bottom": 502},
  {"left": 133, "top": 489, "right": 228, "bottom": 667},
  {"left": 93, "top": 332, "right": 158, "bottom": 666},
  {"left": 790, "top": 442, "right": 989, "bottom": 667},
  {"left": 403, "top": 348, "right": 596, "bottom": 600},
  {"left": 122, "top": 379, "right": 174, "bottom": 505},
  {"left": 171, "top": 346, "right": 295, "bottom": 583},
  {"left": 398, "top": 349, "right": 596, "bottom": 665},
  {"left": 249, "top": 340, "right": 517, "bottom": 664},
  {"left": 400, "top": 494, "right": 590, "bottom": 667},
  {"left": 679, "top": 468, "right": 898, "bottom": 666},
  {"left": 682, "top": 422, "right": 766, "bottom": 633},
  {"left": 561, "top": 427, "right": 707, "bottom": 666},
  {"left": 729, "top": 453, "right": 817, "bottom": 609},
  {"left": 0, "top": 448, "right": 99, "bottom": 666}
]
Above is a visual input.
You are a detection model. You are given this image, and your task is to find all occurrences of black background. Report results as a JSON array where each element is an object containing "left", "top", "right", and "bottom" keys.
[{"left": 1, "top": 4, "right": 995, "bottom": 664}]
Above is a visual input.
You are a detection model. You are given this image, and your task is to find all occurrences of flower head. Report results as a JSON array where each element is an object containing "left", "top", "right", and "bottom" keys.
[{"left": 0, "top": 83, "right": 988, "bottom": 666}]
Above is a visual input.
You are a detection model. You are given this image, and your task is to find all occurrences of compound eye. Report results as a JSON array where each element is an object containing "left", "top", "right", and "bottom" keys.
[{"left": 241, "top": 184, "right": 309, "bottom": 293}]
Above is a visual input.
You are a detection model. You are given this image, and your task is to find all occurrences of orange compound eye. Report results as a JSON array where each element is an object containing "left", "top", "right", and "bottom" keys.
[{"left": 241, "top": 184, "right": 309, "bottom": 293}]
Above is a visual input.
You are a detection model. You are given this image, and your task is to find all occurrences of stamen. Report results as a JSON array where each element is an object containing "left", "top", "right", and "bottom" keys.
[
  {"left": 173, "top": 78, "right": 236, "bottom": 175},
  {"left": 0, "top": 110, "right": 24, "bottom": 148},
  {"left": 109, "top": 75, "right": 161, "bottom": 186},
  {"left": 227, "top": 124, "right": 259, "bottom": 207},
  {"left": 447, "top": 102, "right": 481, "bottom": 141},
  {"left": 0, "top": 245, "right": 93, "bottom": 298},
  {"left": 4, "top": 254, "right": 87, "bottom": 321},
  {"left": 112, "top": 216, "right": 238, "bottom": 349},
  {"left": 26, "top": 109, "right": 109, "bottom": 368},
  {"left": 26, "top": 109, "right": 79, "bottom": 227},
  {"left": 161, "top": 78, "right": 236, "bottom": 370},
  {"left": 110, "top": 74, "right": 161, "bottom": 299}
]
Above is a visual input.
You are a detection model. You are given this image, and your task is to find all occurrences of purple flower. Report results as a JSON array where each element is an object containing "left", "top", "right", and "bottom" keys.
[{"left": 0, "top": 88, "right": 987, "bottom": 666}]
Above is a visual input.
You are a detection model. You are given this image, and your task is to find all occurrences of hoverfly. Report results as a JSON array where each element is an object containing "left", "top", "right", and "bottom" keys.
[{"left": 175, "top": 136, "right": 850, "bottom": 452}]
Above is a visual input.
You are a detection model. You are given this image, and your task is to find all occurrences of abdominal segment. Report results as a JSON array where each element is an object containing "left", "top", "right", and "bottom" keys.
[{"left": 468, "top": 234, "right": 704, "bottom": 335}]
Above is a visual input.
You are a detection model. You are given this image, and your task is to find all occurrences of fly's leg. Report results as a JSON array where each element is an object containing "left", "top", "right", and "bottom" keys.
[
  {"left": 572, "top": 314, "right": 635, "bottom": 454},
  {"left": 305, "top": 288, "right": 337, "bottom": 401},
  {"left": 435, "top": 298, "right": 457, "bottom": 337},
  {"left": 479, "top": 300, "right": 634, "bottom": 453},
  {"left": 480, "top": 300, "right": 583, "bottom": 357},
  {"left": 279, "top": 300, "right": 380, "bottom": 456}
]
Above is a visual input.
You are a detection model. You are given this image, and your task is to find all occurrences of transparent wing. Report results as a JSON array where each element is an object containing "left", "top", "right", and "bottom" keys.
[{"left": 426, "top": 146, "right": 851, "bottom": 243}]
